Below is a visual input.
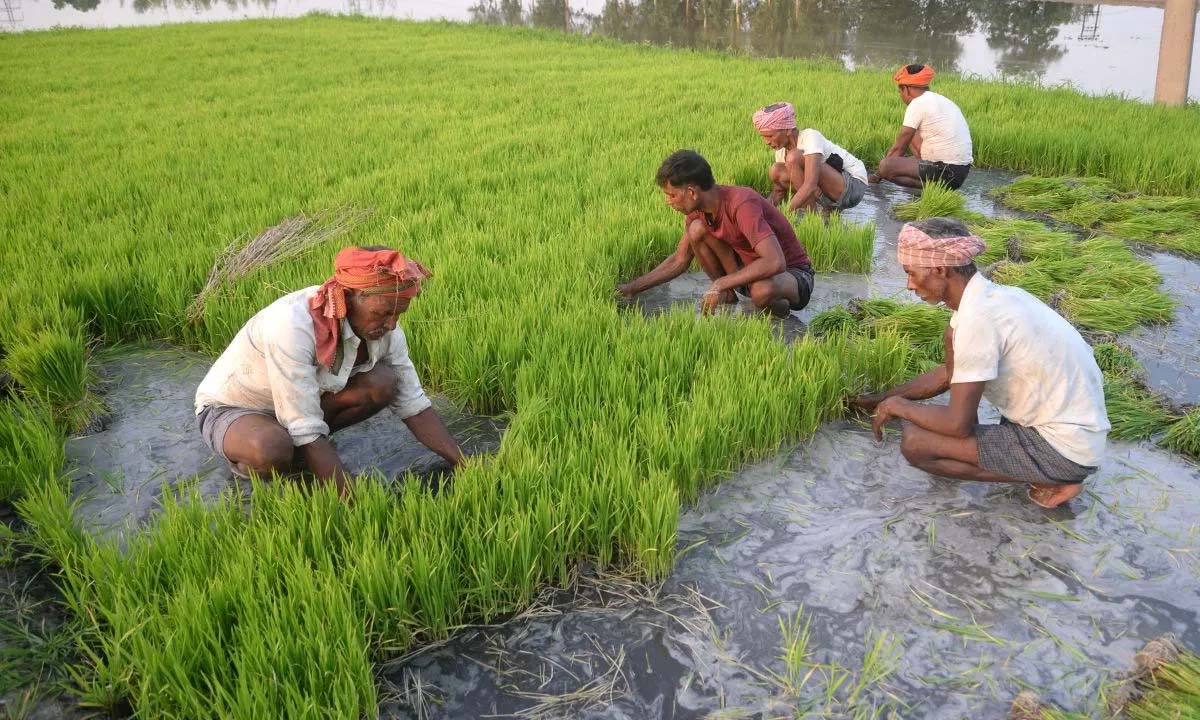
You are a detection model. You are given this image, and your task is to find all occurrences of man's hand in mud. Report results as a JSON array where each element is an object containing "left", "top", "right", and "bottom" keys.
[
  {"left": 615, "top": 283, "right": 638, "bottom": 300},
  {"left": 871, "top": 396, "right": 908, "bottom": 442},
  {"left": 699, "top": 284, "right": 725, "bottom": 314}
]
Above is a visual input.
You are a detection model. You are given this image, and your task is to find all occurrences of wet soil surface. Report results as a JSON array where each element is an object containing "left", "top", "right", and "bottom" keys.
[
  {"left": 383, "top": 423, "right": 1200, "bottom": 719},
  {"left": 64, "top": 346, "right": 502, "bottom": 541},
  {"left": 0, "top": 508, "right": 89, "bottom": 720}
]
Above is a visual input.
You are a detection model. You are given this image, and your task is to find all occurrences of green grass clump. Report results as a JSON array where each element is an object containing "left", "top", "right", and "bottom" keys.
[
  {"left": 993, "top": 175, "right": 1116, "bottom": 213},
  {"left": 1125, "top": 651, "right": 1200, "bottom": 720},
  {"left": 809, "top": 305, "right": 858, "bottom": 336},
  {"left": 893, "top": 182, "right": 985, "bottom": 224},
  {"left": 1093, "top": 342, "right": 1143, "bottom": 377},
  {"left": 1103, "top": 376, "right": 1177, "bottom": 442},
  {"left": 795, "top": 211, "right": 875, "bottom": 274},
  {"left": 1160, "top": 409, "right": 1200, "bottom": 458},
  {"left": 0, "top": 398, "right": 64, "bottom": 503}
]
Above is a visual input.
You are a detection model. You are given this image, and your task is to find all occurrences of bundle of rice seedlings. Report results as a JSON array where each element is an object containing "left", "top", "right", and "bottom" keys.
[
  {"left": 186, "top": 206, "right": 372, "bottom": 324},
  {"left": 1125, "top": 649, "right": 1200, "bottom": 720},
  {"left": 992, "top": 175, "right": 1117, "bottom": 213},
  {"left": 1160, "top": 409, "right": 1200, "bottom": 457},
  {"left": 808, "top": 305, "right": 857, "bottom": 336},
  {"left": 1103, "top": 376, "right": 1177, "bottom": 442},
  {"left": 893, "top": 182, "right": 984, "bottom": 223},
  {"left": 1093, "top": 342, "right": 1142, "bottom": 377}
]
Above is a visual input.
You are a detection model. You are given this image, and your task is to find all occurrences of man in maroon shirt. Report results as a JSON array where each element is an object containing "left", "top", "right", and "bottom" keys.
[{"left": 616, "top": 150, "right": 815, "bottom": 318}]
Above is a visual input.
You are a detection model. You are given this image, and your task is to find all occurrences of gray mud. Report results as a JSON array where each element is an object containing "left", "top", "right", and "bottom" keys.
[
  {"left": 64, "top": 346, "right": 501, "bottom": 541},
  {"left": 383, "top": 424, "right": 1200, "bottom": 719},
  {"left": 1125, "top": 251, "right": 1200, "bottom": 406}
]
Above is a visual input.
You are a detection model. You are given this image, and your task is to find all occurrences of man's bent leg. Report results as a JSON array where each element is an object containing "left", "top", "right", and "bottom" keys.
[
  {"left": 876, "top": 156, "right": 923, "bottom": 189},
  {"left": 899, "top": 423, "right": 1026, "bottom": 483},
  {"left": 321, "top": 363, "right": 397, "bottom": 433},
  {"left": 768, "top": 162, "right": 791, "bottom": 204},
  {"left": 748, "top": 271, "right": 801, "bottom": 318},
  {"left": 222, "top": 413, "right": 295, "bottom": 477}
]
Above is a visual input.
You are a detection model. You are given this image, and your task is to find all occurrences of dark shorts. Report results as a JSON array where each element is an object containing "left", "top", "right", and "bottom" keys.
[
  {"left": 917, "top": 161, "right": 971, "bottom": 190},
  {"left": 196, "top": 404, "right": 276, "bottom": 462},
  {"left": 976, "top": 418, "right": 1097, "bottom": 484},
  {"left": 736, "top": 266, "right": 814, "bottom": 311},
  {"left": 817, "top": 172, "right": 868, "bottom": 211}
]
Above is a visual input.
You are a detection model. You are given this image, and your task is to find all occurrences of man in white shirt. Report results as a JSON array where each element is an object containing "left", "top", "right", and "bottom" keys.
[
  {"left": 194, "top": 246, "right": 464, "bottom": 495},
  {"left": 751, "top": 102, "right": 869, "bottom": 217},
  {"left": 852, "top": 218, "right": 1110, "bottom": 508},
  {"left": 872, "top": 64, "right": 973, "bottom": 190}
]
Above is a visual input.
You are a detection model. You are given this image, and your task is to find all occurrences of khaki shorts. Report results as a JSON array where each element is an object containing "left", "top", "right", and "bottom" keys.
[{"left": 196, "top": 404, "right": 276, "bottom": 462}]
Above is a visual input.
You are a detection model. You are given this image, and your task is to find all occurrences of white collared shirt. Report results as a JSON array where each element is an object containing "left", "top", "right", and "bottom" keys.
[
  {"left": 194, "top": 286, "right": 431, "bottom": 446},
  {"left": 950, "top": 274, "right": 1110, "bottom": 467},
  {"left": 902, "top": 91, "right": 973, "bottom": 165}
]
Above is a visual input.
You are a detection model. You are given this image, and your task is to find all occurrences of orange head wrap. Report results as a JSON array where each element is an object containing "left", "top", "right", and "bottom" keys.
[
  {"left": 307, "top": 247, "right": 432, "bottom": 370},
  {"left": 893, "top": 63, "right": 935, "bottom": 87}
]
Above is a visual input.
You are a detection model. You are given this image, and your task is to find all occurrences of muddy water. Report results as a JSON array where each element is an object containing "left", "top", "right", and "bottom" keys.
[
  {"left": 7, "top": 1, "right": 1199, "bottom": 103},
  {"left": 1127, "top": 251, "right": 1200, "bottom": 406},
  {"left": 64, "top": 346, "right": 501, "bottom": 541},
  {"left": 382, "top": 424, "right": 1200, "bottom": 718}
]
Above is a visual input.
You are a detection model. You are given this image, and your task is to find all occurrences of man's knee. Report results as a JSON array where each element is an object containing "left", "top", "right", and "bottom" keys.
[
  {"left": 361, "top": 365, "right": 397, "bottom": 407},
  {"left": 877, "top": 157, "right": 897, "bottom": 179},
  {"left": 748, "top": 280, "right": 778, "bottom": 309},
  {"left": 899, "top": 423, "right": 927, "bottom": 465},
  {"left": 246, "top": 429, "right": 294, "bottom": 474},
  {"left": 769, "top": 162, "right": 789, "bottom": 185},
  {"left": 685, "top": 218, "right": 710, "bottom": 246}
]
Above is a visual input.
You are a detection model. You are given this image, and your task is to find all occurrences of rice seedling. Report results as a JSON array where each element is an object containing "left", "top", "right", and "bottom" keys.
[
  {"left": 775, "top": 606, "right": 815, "bottom": 695},
  {"left": 0, "top": 15, "right": 1198, "bottom": 718},
  {"left": 794, "top": 211, "right": 875, "bottom": 274},
  {"left": 1103, "top": 377, "right": 1178, "bottom": 442},
  {"left": 1093, "top": 342, "right": 1143, "bottom": 378}
]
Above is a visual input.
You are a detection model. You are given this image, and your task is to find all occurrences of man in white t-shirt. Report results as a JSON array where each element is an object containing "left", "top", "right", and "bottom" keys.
[
  {"left": 872, "top": 64, "right": 973, "bottom": 190},
  {"left": 752, "top": 102, "right": 869, "bottom": 217},
  {"left": 852, "top": 218, "right": 1110, "bottom": 508}
]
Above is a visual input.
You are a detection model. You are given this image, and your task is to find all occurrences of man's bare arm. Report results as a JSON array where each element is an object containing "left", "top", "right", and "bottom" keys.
[
  {"left": 884, "top": 127, "right": 918, "bottom": 159},
  {"left": 851, "top": 365, "right": 949, "bottom": 413},
  {"left": 786, "top": 153, "right": 823, "bottom": 214},
  {"left": 403, "top": 406, "right": 465, "bottom": 467},
  {"left": 871, "top": 380, "right": 985, "bottom": 441},
  {"left": 300, "top": 437, "right": 352, "bottom": 496},
  {"left": 617, "top": 235, "right": 694, "bottom": 298}
]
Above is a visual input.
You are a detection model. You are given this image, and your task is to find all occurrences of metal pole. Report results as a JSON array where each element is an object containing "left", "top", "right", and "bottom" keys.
[{"left": 1153, "top": 0, "right": 1197, "bottom": 105}]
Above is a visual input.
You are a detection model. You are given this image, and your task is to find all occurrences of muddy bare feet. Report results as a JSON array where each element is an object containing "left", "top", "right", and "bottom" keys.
[{"left": 1027, "top": 482, "right": 1083, "bottom": 508}]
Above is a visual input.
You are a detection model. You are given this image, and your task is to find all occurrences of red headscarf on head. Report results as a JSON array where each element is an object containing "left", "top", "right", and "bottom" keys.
[
  {"left": 752, "top": 102, "right": 797, "bottom": 133},
  {"left": 307, "top": 247, "right": 431, "bottom": 370},
  {"left": 893, "top": 64, "right": 935, "bottom": 87},
  {"left": 896, "top": 223, "right": 986, "bottom": 268}
]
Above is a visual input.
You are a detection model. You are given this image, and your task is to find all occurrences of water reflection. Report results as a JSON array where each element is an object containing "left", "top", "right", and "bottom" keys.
[{"left": 470, "top": 0, "right": 1084, "bottom": 77}]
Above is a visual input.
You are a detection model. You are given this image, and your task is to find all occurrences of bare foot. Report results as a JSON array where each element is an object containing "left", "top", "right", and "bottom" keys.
[{"left": 1027, "top": 483, "right": 1083, "bottom": 508}]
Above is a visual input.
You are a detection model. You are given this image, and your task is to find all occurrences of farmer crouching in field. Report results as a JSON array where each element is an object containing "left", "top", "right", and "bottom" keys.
[
  {"left": 752, "top": 102, "right": 869, "bottom": 217},
  {"left": 852, "top": 218, "right": 1110, "bottom": 508},
  {"left": 194, "top": 246, "right": 464, "bottom": 495},
  {"left": 872, "top": 64, "right": 973, "bottom": 190},
  {"left": 616, "top": 150, "right": 814, "bottom": 318}
]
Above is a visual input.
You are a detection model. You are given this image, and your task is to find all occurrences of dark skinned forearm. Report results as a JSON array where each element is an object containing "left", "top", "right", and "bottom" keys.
[
  {"left": 404, "top": 407, "right": 465, "bottom": 467},
  {"left": 300, "top": 437, "right": 352, "bottom": 496}
]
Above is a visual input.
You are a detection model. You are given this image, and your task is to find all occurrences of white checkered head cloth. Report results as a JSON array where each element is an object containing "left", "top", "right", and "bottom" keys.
[{"left": 896, "top": 223, "right": 986, "bottom": 267}]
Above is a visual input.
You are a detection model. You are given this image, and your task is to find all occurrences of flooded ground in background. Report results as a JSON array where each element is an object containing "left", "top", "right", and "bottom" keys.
[{"left": 5, "top": 0, "right": 1198, "bottom": 103}]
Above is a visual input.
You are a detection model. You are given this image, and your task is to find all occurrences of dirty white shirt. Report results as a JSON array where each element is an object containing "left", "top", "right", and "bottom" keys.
[
  {"left": 776, "top": 128, "right": 869, "bottom": 184},
  {"left": 902, "top": 91, "right": 973, "bottom": 165},
  {"left": 950, "top": 274, "right": 1109, "bottom": 467},
  {"left": 194, "top": 286, "right": 432, "bottom": 446}
]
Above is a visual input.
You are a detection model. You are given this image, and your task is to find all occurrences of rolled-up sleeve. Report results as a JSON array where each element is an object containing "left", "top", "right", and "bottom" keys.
[
  {"left": 383, "top": 328, "right": 432, "bottom": 420},
  {"left": 262, "top": 322, "right": 330, "bottom": 446}
]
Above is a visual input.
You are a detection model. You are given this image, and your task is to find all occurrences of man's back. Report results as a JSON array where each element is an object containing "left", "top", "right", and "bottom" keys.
[
  {"left": 903, "top": 91, "right": 973, "bottom": 165},
  {"left": 950, "top": 276, "right": 1109, "bottom": 466},
  {"left": 688, "top": 185, "right": 811, "bottom": 269}
]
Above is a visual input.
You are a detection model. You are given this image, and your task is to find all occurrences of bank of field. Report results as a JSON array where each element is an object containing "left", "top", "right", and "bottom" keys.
[{"left": 2, "top": 17, "right": 1200, "bottom": 717}]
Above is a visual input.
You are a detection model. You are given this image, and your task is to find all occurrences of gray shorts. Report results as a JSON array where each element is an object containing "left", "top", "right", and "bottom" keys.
[
  {"left": 735, "top": 265, "right": 814, "bottom": 310},
  {"left": 196, "top": 404, "right": 276, "bottom": 462},
  {"left": 817, "top": 172, "right": 867, "bottom": 211},
  {"left": 976, "top": 419, "right": 1097, "bottom": 484}
]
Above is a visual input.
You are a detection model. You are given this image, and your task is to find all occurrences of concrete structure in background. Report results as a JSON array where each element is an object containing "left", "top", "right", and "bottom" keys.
[{"left": 1154, "top": 0, "right": 1198, "bottom": 104}]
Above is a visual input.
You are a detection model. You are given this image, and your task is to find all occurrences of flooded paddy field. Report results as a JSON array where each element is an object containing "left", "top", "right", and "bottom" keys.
[{"left": 5, "top": 16, "right": 1200, "bottom": 718}]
